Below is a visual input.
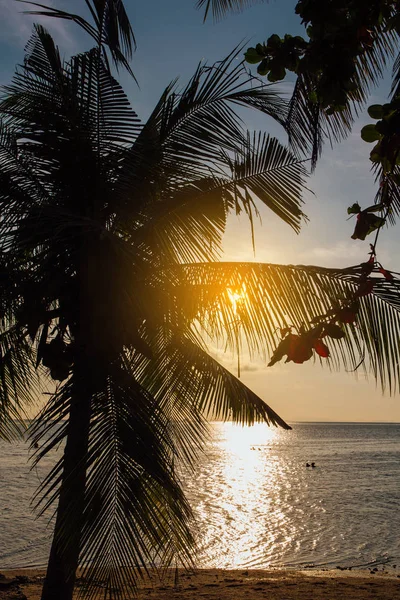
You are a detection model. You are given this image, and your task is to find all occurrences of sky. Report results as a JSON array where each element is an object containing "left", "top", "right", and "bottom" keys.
[{"left": 1, "top": 0, "right": 400, "bottom": 423}]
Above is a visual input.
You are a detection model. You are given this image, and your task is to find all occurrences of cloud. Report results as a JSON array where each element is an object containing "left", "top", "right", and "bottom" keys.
[
  {"left": 301, "top": 237, "right": 397, "bottom": 270},
  {"left": 301, "top": 240, "right": 368, "bottom": 267},
  {"left": 207, "top": 345, "right": 268, "bottom": 374},
  {"left": 0, "top": 0, "right": 76, "bottom": 51}
]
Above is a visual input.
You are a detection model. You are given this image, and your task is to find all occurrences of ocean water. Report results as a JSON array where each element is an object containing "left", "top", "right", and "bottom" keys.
[{"left": 0, "top": 422, "right": 399, "bottom": 571}]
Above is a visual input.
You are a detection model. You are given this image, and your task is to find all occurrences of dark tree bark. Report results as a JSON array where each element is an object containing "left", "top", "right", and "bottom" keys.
[
  {"left": 41, "top": 238, "right": 99, "bottom": 600},
  {"left": 40, "top": 383, "right": 91, "bottom": 600}
]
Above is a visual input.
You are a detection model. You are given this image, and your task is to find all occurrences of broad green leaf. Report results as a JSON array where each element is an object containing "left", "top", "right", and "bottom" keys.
[
  {"left": 361, "top": 124, "right": 381, "bottom": 143},
  {"left": 367, "top": 104, "right": 384, "bottom": 119},
  {"left": 244, "top": 47, "right": 263, "bottom": 64},
  {"left": 267, "top": 34, "right": 281, "bottom": 48},
  {"left": 347, "top": 202, "right": 361, "bottom": 215},
  {"left": 257, "top": 58, "right": 270, "bottom": 76},
  {"left": 364, "top": 203, "right": 385, "bottom": 213}
]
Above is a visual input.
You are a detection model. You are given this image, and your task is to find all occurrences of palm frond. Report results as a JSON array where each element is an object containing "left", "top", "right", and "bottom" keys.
[
  {"left": 126, "top": 326, "right": 290, "bottom": 469},
  {"left": 31, "top": 366, "right": 194, "bottom": 600},
  {"left": 126, "top": 132, "right": 306, "bottom": 267},
  {"left": 227, "top": 132, "right": 307, "bottom": 231},
  {"left": 196, "top": 0, "right": 267, "bottom": 21},
  {"left": 390, "top": 51, "right": 400, "bottom": 98},
  {"left": 17, "top": 0, "right": 136, "bottom": 75},
  {"left": 106, "top": 50, "right": 302, "bottom": 264},
  {"left": 372, "top": 167, "right": 400, "bottom": 223},
  {"left": 0, "top": 326, "right": 40, "bottom": 440},
  {"left": 171, "top": 261, "right": 400, "bottom": 393},
  {"left": 130, "top": 47, "right": 288, "bottom": 178},
  {"left": 2, "top": 24, "right": 140, "bottom": 145},
  {"left": 78, "top": 370, "right": 194, "bottom": 599},
  {"left": 0, "top": 25, "right": 141, "bottom": 265},
  {"left": 287, "top": 73, "right": 356, "bottom": 168},
  {"left": 165, "top": 336, "right": 290, "bottom": 428}
]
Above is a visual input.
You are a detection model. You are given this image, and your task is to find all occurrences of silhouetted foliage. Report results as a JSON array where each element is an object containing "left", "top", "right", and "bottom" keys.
[{"left": 2, "top": 2, "right": 400, "bottom": 599}]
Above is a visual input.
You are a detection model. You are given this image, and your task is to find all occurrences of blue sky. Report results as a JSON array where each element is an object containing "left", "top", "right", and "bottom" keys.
[{"left": 1, "top": 0, "right": 399, "bottom": 422}]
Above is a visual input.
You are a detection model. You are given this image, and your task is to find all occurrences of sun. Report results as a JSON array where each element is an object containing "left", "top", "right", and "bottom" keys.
[{"left": 227, "top": 284, "right": 247, "bottom": 316}]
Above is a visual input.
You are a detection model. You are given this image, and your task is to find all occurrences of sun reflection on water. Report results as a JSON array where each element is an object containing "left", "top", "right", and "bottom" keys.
[
  {"left": 188, "top": 421, "right": 298, "bottom": 568},
  {"left": 219, "top": 424, "right": 282, "bottom": 566}
]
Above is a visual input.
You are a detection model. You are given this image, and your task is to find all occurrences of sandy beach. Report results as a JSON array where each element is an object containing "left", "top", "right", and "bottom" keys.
[{"left": 1, "top": 568, "right": 400, "bottom": 600}]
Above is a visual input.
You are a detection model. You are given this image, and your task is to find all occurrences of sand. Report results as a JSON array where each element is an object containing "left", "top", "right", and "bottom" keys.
[{"left": 1, "top": 567, "right": 400, "bottom": 599}]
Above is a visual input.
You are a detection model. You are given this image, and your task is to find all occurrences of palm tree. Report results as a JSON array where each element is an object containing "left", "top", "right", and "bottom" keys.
[
  {"left": 2, "top": 2, "right": 400, "bottom": 600},
  {"left": 0, "top": 8, "right": 301, "bottom": 598}
]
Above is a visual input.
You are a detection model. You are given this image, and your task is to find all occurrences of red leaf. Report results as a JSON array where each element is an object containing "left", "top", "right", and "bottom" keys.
[
  {"left": 313, "top": 339, "right": 330, "bottom": 358},
  {"left": 351, "top": 212, "right": 385, "bottom": 241},
  {"left": 360, "top": 256, "right": 375, "bottom": 276},
  {"left": 286, "top": 336, "right": 313, "bottom": 364},
  {"left": 337, "top": 300, "right": 359, "bottom": 324},
  {"left": 356, "top": 280, "right": 374, "bottom": 297},
  {"left": 338, "top": 310, "right": 357, "bottom": 324},
  {"left": 379, "top": 267, "right": 394, "bottom": 281}
]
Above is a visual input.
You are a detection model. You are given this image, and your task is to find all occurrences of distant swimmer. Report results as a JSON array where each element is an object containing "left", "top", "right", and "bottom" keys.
[
  {"left": 311, "top": 462, "right": 316, "bottom": 468},
  {"left": 33, "top": 442, "right": 39, "bottom": 449},
  {"left": 306, "top": 463, "right": 310, "bottom": 467}
]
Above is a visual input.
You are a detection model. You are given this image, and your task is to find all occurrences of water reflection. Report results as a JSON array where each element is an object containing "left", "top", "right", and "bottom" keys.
[
  {"left": 1, "top": 422, "right": 399, "bottom": 570},
  {"left": 217, "top": 423, "right": 281, "bottom": 566},
  {"left": 184, "top": 422, "right": 296, "bottom": 568},
  {"left": 182, "top": 422, "right": 400, "bottom": 570}
]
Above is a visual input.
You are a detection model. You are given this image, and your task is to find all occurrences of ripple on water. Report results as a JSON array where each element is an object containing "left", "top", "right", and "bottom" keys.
[{"left": 1, "top": 422, "right": 400, "bottom": 569}]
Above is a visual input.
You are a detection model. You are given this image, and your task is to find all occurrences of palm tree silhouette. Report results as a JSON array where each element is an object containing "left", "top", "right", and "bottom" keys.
[{"left": 1, "top": 2, "right": 400, "bottom": 599}]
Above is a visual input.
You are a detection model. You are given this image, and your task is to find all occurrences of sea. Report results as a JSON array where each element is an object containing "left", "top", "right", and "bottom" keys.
[{"left": 0, "top": 422, "right": 399, "bottom": 571}]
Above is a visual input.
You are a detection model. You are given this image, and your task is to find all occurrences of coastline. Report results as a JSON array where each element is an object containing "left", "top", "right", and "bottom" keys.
[{"left": 2, "top": 568, "right": 400, "bottom": 599}]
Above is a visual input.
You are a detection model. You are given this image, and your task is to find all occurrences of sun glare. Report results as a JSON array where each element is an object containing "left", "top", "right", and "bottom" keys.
[
  {"left": 192, "top": 422, "right": 291, "bottom": 568},
  {"left": 227, "top": 284, "right": 247, "bottom": 316}
]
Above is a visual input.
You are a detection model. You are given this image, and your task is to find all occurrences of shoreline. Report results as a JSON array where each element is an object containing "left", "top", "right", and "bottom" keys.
[{"left": 1, "top": 567, "right": 400, "bottom": 599}]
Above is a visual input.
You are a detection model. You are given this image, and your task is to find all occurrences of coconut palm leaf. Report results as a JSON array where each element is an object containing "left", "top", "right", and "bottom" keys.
[
  {"left": 287, "top": 73, "right": 357, "bottom": 169},
  {"left": 78, "top": 369, "right": 194, "bottom": 599},
  {"left": 105, "top": 50, "right": 305, "bottom": 266},
  {"left": 0, "top": 326, "right": 40, "bottom": 440},
  {"left": 0, "top": 25, "right": 141, "bottom": 270},
  {"left": 371, "top": 166, "right": 400, "bottom": 223},
  {"left": 390, "top": 50, "right": 400, "bottom": 98},
  {"left": 17, "top": 0, "right": 135, "bottom": 75},
  {"left": 196, "top": 0, "right": 267, "bottom": 21},
  {"left": 123, "top": 46, "right": 289, "bottom": 179},
  {"left": 162, "top": 336, "right": 290, "bottom": 428},
  {"left": 171, "top": 261, "right": 400, "bottom": 393},
  {"left": 130, "top": 132, "right": 307, "bottom": 266},
  {"left": 1, "top": 24, "right": 140, "bottom": 151}
]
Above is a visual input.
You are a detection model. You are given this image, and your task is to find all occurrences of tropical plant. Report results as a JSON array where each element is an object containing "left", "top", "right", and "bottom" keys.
[
  {"left": 2, "top": 2, "right": 400, "bottom": 600},
  {"left": 0, "top": 4, "right": 301, "bottom": 598},
  {"left": 240, "top": 1, "right": 400, "bottom": 164}
]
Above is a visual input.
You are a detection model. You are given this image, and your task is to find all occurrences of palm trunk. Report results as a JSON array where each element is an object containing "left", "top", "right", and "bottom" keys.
[
  {"left": 41, "top": 238, "right": 98, "bottom": 600},
  {"left": 40, "top": 381, "right": 91, "bottom": 600}
]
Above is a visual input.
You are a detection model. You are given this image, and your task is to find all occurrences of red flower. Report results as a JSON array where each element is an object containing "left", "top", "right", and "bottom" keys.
[{"left": 313, "top": 339, "right": 330, "bottom": 358}]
